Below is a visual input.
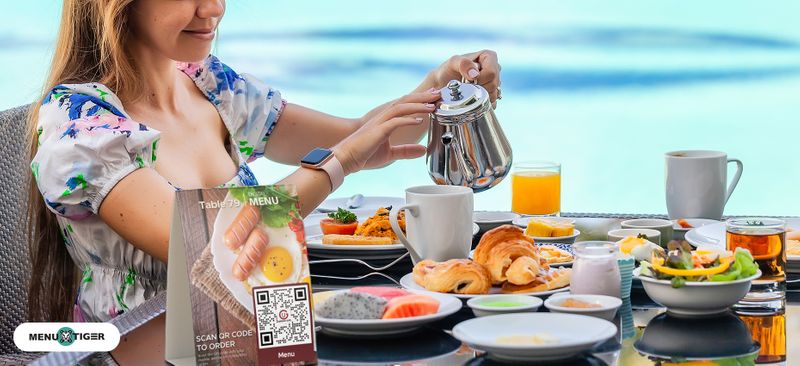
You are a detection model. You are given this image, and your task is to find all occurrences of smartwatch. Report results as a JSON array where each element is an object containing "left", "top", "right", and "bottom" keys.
[{"left": 301, "top": 148, "right": 344, "bottom": 191}]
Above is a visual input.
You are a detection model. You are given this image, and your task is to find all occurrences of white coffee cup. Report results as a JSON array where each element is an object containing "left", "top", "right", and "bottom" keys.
[
  {"left": 665, "top": 150, "right": 743, "bottom": 220},
  {"left": 389, "top": 185, "right": 474, "bottom": 264}
]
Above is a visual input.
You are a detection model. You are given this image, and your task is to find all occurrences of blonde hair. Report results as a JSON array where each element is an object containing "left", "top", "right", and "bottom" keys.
[{"left": 26, "top": 0, "right": 137, "bottom": 322}]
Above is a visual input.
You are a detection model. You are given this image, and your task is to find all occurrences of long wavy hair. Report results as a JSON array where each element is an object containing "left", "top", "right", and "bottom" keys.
[{"left": 26, "top": 0, "right": 138, "bottom": 322}]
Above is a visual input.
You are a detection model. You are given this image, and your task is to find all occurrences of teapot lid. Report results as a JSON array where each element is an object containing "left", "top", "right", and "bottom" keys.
[{"left": 435, "top": 80, "right": 488, "bottom": 117}]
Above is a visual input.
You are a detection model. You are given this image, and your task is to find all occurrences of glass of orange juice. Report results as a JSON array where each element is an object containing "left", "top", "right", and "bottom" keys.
[{"left": 511, "top": 161, "right": 561, "bottom": 215}]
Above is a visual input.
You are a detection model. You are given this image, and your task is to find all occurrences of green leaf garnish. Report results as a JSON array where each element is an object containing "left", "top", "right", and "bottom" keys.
[
  {"left": 229, "top": 185, "right": 300, "bottom": 228},
  {"left": 327, "top": 208, "right": 357, "bottom": 224}
]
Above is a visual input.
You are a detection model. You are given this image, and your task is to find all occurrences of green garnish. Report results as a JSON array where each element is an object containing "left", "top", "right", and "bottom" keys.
[
  {"left": 230, "top": 185, "right": 300, "bottom": 228},
  {"left": 328, "top": 208, "right": 357, "bottom": 224}
]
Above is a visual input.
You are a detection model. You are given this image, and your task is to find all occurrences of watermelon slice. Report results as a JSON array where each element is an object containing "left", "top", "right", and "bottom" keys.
[
  {"left": 382, "top": 294, "right": 440, "bottom": 319},
  {"left": 351, "top": 286, "right": 411, "bottom": 301}
]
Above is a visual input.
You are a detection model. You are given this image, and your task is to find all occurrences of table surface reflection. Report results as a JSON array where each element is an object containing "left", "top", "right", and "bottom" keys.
[{"left": 311, "top": 275, "right": 799, "bottom": 366}]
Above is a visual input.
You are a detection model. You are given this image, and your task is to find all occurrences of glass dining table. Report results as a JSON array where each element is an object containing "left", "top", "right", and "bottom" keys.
[{"left": 309, "top": 269, "right": 798, "bottom": 366}]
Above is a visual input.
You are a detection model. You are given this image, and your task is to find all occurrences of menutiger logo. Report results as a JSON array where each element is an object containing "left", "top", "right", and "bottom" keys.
[{"left": 14, "top": 323, "right": 120, "bottom": 352}]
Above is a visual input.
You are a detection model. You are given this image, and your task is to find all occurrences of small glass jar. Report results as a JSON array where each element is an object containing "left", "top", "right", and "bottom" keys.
[{"left": 570, "top": 241, "right": 621, "bottom": 298}]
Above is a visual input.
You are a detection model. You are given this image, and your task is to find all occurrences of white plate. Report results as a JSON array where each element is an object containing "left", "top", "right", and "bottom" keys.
[
  {"left": 452, "top": 313, "right": 617, "bottom": 362},
  {"left": 317, "top": 196, "right": 404, "bottom": 213},
  {"left": 512, "top": 216, "right": 576, "bottom": 228},
  {"left": 474, "top": 211, "right": 520, "bottom": 224},
  {"left": 399, "top": 273, "right": 569, "bottom": 299},
  {"left": 209, "top": 194, "right": 309, "bottom": 314},
  {"left": 529, "top": 229, "right": 581, "bottom": 244},
  {"left": 685, "top": 218, "right": 800, "bottom": 256},
  {"left": 671, "top": 218, "right": 720, "bottom": 232},
  {"left": 306, "top": 235, "right": 405, "bottom": 251},
  {"left": 313, "top": 289, "right": 461, "bottom": 337}
]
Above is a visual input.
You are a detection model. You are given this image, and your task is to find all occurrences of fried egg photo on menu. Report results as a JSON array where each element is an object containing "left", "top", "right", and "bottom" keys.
[{"left": 245, "top": 225, "right": 306, "bottom": 289}]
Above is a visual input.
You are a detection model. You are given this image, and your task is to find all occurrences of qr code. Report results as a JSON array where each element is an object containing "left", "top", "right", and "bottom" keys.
[{"left": 253, "top": 284, "right": 314, "bottom": 349}]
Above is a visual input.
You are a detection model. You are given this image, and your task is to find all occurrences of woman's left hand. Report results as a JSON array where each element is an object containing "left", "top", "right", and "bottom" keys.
[{"left": 427, "top": 50, "right": 501, "bottom": 107}]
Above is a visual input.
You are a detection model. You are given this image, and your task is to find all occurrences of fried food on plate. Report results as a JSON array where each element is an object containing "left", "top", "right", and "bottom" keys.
[
  {"left": 355, "top": 207, "right": 405, "bottom": 240},
  {"left": 322, "top": 234, "right": 395, "bottom": 246},
  {"left": 413, "top": 259, "right": 492, "bottom": 294}
]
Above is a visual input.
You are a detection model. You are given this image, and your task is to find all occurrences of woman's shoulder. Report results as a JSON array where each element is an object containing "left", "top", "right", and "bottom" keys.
[
  {"left": 32, "top": 83, "right": 159, "bottom": 219},
  {"left": 38, "top": 82, "right": 128, "bottom": 128}
]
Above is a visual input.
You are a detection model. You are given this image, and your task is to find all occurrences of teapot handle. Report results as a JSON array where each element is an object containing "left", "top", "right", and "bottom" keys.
[{"left": 442, "top": 131, "right": 475, "bottom": 186}]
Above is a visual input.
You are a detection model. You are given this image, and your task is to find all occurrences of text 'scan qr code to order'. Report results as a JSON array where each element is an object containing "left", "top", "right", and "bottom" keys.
[{"left": 252, "top": 283, "right": 317, "bottom": 366}]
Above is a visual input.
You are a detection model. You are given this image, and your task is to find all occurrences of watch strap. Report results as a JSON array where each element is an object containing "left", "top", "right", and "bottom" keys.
[{"left": 320, "top": 155, "right": 345, "bottom": 191}]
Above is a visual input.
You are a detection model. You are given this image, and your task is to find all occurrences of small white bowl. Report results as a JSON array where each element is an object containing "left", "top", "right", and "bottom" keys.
[
  {"left": 530, "top": 229, "right": 581, "bottom": 244},
  {"left": 607, "top": 228, "right": 661, "bottom": 244},
  {"left": 544, "top": 294, "right": 622, "bottom": 321},
  {"left": 467, "top": 295, "right": 543, "bottom": 317},
  {"left": 474, "top": 211, "right": 521, "bottom": 232},
  {"left": 634, "top": 268, "right": 761, "bottom": 316}
]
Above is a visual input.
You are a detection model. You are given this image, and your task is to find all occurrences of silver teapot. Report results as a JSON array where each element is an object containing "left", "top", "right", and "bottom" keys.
[{"left": 426, "top": 80, "right": 512, "bottom": 192}]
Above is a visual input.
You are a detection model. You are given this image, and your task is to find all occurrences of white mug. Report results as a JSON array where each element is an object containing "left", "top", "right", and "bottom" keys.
[
  {"left": 389, "top": 185, "right": 474, "bottom": 264},
  {"left": 665, "top": 150, "right": 743, "bottom": 220}
]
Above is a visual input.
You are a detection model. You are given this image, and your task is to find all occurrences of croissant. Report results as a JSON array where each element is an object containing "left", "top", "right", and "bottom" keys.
[
  {"left": 505, "top": 256, "right": 544, "bottom": 285},
  {"left": 413, "top": 259, "right": 492, "bottom": 294},
  {"left": 474, "top": 225, "right": 541, "bottom": 284},
  {"left": 501, "top": 267, "right": 572, "bottom": 294}
]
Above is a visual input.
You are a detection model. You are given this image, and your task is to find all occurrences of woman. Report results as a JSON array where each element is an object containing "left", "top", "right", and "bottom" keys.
[{"left": 27, "top": 0, "right": 500, "bottom": 363}]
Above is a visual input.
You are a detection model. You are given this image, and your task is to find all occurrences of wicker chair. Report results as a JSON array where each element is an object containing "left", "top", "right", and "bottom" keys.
[
  {"left": 0, "top": 106, "right": 166, "bottom": 365},
  {"left": 0, "top": 105, "right": 43, "bottom": 365}
]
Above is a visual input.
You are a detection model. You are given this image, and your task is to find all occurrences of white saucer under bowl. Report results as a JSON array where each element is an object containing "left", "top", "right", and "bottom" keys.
[{"left": 452, "top": 313, "right": 617, "bottom": 362}]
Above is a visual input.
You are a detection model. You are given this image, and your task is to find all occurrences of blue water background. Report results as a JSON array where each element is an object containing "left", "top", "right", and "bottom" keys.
[{"left": 2, "top": 1, "right": 798, "bottom": 215}]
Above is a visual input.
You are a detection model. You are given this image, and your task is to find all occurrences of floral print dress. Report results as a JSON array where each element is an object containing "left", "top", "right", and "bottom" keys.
[{"left": 32, "top": 55, "right": 286, "bottom": 322}]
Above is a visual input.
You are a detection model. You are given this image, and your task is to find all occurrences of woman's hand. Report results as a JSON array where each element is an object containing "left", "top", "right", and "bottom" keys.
[
  {"left": 333, "top": 89, "right": 441, "bottom": 175},
  {"left": 427, "top": 50, "right": 501, "bottom": 107}
]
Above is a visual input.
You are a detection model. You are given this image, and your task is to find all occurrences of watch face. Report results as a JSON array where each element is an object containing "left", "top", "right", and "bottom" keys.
[{"left": 301, "top": 148, "right": 333, "bottom": 165}]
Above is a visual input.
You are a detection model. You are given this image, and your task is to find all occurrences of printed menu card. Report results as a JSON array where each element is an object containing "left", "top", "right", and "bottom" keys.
[{"left": 166, "top": 185, "right": 316, "bottom": 366}]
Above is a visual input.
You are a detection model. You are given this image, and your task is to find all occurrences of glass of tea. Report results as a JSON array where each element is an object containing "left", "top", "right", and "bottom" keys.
[
  {"left": 736, "top": 310, "right": 786, "bottom": 364},
  {"left": 726, "top": 218, "right": 786, "bottom": 307},
  {"left": 511, "top": 161, "right": 561, "bottom": 216}
]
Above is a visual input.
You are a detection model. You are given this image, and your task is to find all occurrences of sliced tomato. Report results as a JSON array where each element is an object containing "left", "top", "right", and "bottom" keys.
[{"left": 320, "top": 218, "right": 358, "bottom": 235}]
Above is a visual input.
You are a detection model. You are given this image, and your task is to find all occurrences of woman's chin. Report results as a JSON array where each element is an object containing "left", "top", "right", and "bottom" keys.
[{"left": 172, "top": 51, "right": 212, "bottom": 63}]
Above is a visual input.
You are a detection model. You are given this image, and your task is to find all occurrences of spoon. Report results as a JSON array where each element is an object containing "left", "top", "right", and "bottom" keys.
[{"left": 346, "top": 194, "right": 364, "bottom": 209}]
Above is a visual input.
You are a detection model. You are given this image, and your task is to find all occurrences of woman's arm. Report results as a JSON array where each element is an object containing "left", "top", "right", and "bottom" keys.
[
  {"left": 98, "top": 92, "right": 436, "bottom": 263},
  {"left": 264, "top": 50, "right": 501, "bottom": 166},
  {"left": 98, "top": 164, "right": 334, "bottom": 263}
]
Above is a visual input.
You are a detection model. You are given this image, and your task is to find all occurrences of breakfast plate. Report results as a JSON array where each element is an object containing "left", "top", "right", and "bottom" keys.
[
  {"left": 305, "top": 215, "right": 478, "bottom": 259},
  {"left": 317, "top": 196, "right": 404, "bottom": 213},
  {"left": 313, "top": 289, "right": 461, "bottom": 337},
  {"left": 452, "top": 313, "right": 617, "bottom": 362},
  {"left": 399, "top": 273, "right": 569, "bottom": 299},
  {"left": 469, "top": 243, "right": 575, "bottom": 267}
]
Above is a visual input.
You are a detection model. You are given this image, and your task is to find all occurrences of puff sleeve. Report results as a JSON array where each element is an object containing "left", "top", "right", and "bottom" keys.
[
  {"left": 31, "top": 84, "right": 160, "bottom": 219},
  {"left": 178, "top": 55, "right": 286, "bottom": 163}
]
